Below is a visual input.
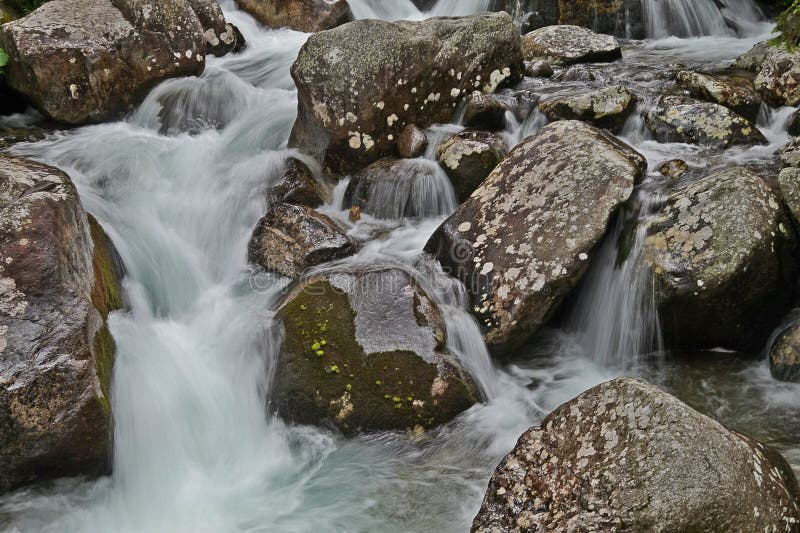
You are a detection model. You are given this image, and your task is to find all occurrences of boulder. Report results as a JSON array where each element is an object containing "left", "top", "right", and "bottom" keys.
[
  {"left": 185, "top": 0, "right": 244, "bottom": 57},
  {"left": 0, "top": 155, "right": 123, "bottom": 492},
  {"left": 780, "top": 138, "right": 800, "bottom": 168},
  {"left": 473, "top": 378, "right": 800, "bottom": 532},
  {"left": 659, "top": 159, "right": 689, "bottom": 179},
  {"left": 521, "top": 25, "right": 622, "bottom": 66},
  {"left": 643, "top": 167, "right": 798, "bottom": 351},
  {"left": 288, "top": 13, "right": 524, "bottom": 174},
  {"left": 676, "top": 70, "right": 762, "bottom": 122},
  {"left": 273, "top": 268, "right": 478, "bottom": 435},
  {"left": 425, "top": 121, "right": 644, "bottom": 355},
  {"left": 267, "top": 158, "right": 327, "bottom": 208},
  {"left": 0, "top": 0, "right": 240, "bottom": 125},
  {"left": 789, "top": 108, "right": 800, "bottom": 136},
  {"left": 435, "top": 130, "right": 507, "bottom": 202},
  {"left": 537, "top": 85, "right": 636, "bottom": 132},
  {"left": 779, "top": 167, "right": 800, "bottom": 226},
  {"left": 770, "top": 322, "right": 800, "bottom": 383},
  {"left": 248, "top": 203, "right": 355, "bottom": 279},
  {"left": 463, "top": 92, "right": 510, "bottom": 131},
  {"left": 234, "top": 0, "right": 352, "bottom": 33},
  {"left": 397, "top": 124, "right": 428, "bottom": 159},
  {"left": 524, "top": 60, "right": 553, "bottom": 78},
  {"left": 754, "top": 50, "right": 800, "bottom": 107},
  {"left": 734, "top": 41, "right": 777, "bottom": 72},
  {"left": 344, "top": 158, "right": 456, "bottom": 220},
  {"left": 645, "top": 96, "right": 767, "bottom": 148}
]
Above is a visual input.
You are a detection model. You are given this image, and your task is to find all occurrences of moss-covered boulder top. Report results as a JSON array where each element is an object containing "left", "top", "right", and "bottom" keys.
[
  {"left": 473, "top": 378, "right": 800, "bottom": 532},
  {"left": 0, "top": 0, "right": 241, "bottom": 125},
  {"left": 273, "top": 268, "right": 477, "bottom": 436},
  {"left": 0, "top": 155, "right": 123, "bottom": 492},
  {"left": 425, "top": 120, "right": 645, "bottom": 356},
  {"left": 288, "top": 12, "right": 523, "bottom": 174},
  {"left": 643, "top": 166, "right": 798, "bottom": 351}
]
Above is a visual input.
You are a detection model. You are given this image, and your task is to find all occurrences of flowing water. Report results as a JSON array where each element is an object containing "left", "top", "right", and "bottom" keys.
[{"left": 1, "top": 0, "right": 800, "bottom": 531}]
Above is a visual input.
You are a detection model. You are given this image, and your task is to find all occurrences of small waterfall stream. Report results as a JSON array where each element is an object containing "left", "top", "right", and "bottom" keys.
[{"left": 2, "top": 0, "right": 800, "bottom": 531}]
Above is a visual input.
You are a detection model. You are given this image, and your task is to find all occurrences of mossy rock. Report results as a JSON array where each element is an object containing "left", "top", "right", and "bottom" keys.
[{"left": 273, "top": 269, "right": 477, "bottom": 436}]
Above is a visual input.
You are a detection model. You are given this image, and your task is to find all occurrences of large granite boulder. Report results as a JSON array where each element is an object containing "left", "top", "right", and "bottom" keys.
[
  {"left": 0, "top": 155, "right": 123, "bottom": 492},
  {"left": 521, "top": 25, "right": 621, "bottom": 65},
  {"left": 435, "top": 130, "right": 507, "bottom": 202},
  {"left": 537, "top": 85, "right": 636, "bottom": 132},
  {"left": 0, "top": 0, "right": 241, "bottom": 125},
  {"left": 645, "top": 96, "right": 766, "bottom": 148},
  {"left": 755, "top": 50, "right": 800, "bottom": 107},
  {"left": 473, "top": 378, "right": 800, "bottom": 532},
  {"left": 643, "top": 167, "right": 798, "bottom": 351},
  {"left": 234, "top": 0, "right": 352, "bottom": 33},
  {"left": 273, "top": 268, "right": 478, "bottom": 436},
  {"left": 676, "top": 70, "right": 762, "bottom": 122},
  {"left": 288, "top": 13, "right": 524, "bottom": 174},
  {"left": 425, "top": 121, "right": 644, "bottom": 355},
  {"left": 248, "top": 203, "right": 355, "bottom": 280}
]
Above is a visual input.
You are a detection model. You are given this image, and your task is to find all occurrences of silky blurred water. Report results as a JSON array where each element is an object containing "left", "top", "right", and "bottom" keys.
[{"left": 1, "top": 1, "right": 799, "bottom": 532}]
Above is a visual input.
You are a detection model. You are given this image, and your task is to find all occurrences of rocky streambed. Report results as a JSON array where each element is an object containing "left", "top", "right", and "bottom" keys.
[{"left": 1, "top": 0, "right": 800, "bottom": 531}]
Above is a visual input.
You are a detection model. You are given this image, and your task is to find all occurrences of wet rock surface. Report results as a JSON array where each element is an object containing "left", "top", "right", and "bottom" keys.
[
  {"left": 473, "top": 378, "right": 800, "bottom": 532},
  {"left": 273, "top": 268, "right": 477, "bottom": 436},
  {"left": 463, "top": 92, "right": 510, "bottom": 131},
  {"left": 645, "top": 95, "right": 767, "bottom": 147},
  {"left": 435, "top": 130, "right": 507, "bottom": 201},
  {"left": 425, "top": 121, "right": 644, "bottom": 355},
  {"left": 643, "top": 167, "right": 798, "bottom": 351},
  {"left": 521, "top": 25, "right": 622, "bottom": 66},
  {"left": 780, "top": 167, "right": 800, "bottom": 227},
  {"left": 676, "top": 70, "right": 762, "bottom": 122},
  {"left": 0, "top": 155, "right": 123, "bottom": 492},
  {"left": 538, "top": 85, "right": 636, "bottom": 132},
  {"left": 267, "top": 158, "right": 327, "bottom": 208},
  {"left": 289, "top": 13, "right": 523, "bottom": 174},
  {"left": 234, "top": 0, "right": 352, "bottom": 33},
  {"left": 397, "top": 124, "right": 429, "bottom": 159},
  {"left": 0, "top": 0, "right": 240, "bottom": 125},
  {"left": 248, "top": 203, "right": 355, "bottom": 279},
  {"left": 781, "top": 137, "right": 800, "bottom": 168},
  {"left": 771, "top": 322, "right": 800, "bottom": 383}
]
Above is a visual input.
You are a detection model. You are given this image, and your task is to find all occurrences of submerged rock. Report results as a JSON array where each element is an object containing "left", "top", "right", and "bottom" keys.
[
  {"left": 473, "top": 378, "right": 800, "bottom": 532},
  {"left": 537, "top": 85, "right": 636, "bottom": 132},
  {"left": 435, "top": 130, "right": 507, "bottom": 202},
  {"left": 289, "top": 13, "right": 524, "bottom": 174},
  {"left": 659, "top": 159, "right": 689, "bottom": 179},
  {"left": 397, "top": 124, "right": 429, "bottom": 159},
  {"left": 0, "top": 155, "right": 123, "bottom": 493},
  {"left": 273, "top": 268, "right": 477, "bottom": 435},
  {"left": 425, "top": 121, "right": 644, "bottom": 355},
  {"left": 645, "top": 95, "right": 766, "bottom": 148},
  {"left": 770, "top": 322, "right": 800, "bottom": 383},
  {"left": 344, "top": 158, "right": 456, "bottom": 220},
  {"left": 676, "top": 70, "right": 762, "bottom": 122},
  {"left": 643, "top": 167, "right": 797, "bottom": 352},
  {"left": 248, "top": 204, "right": 355, "bottom": 279},
  {"left": 234, "top": 0, "right": 352, "bottom": 33},
  {"left": 0, "top": 0, "right": 240, "bottom": 125},
  {"left": 521, "top": 25, "right": 622, "bottom": 65},
  {"left": 267, "top": 158, "right": 327, "bottom": 208}
]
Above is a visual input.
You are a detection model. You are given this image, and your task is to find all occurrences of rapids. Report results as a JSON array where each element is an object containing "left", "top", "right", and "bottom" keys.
[{"left": 1, "top": 0, "right": 799, "bottom": 531}]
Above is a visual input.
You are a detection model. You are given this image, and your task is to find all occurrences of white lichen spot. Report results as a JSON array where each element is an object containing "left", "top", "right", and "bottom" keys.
[
  {"left": 69, "top": 84, "right": 79, "bottom": 99},
  {"left": 457, "top": 222, "right": 472, "bottom": 232},
  {"left": 376, "top": 101, "right": 385, "bottom": 110},
  {"left": 346, "top": 112, "right": 358, "bottom": 123},
  {"left": 450, "top": 88, "right": 461, "bottom": 98},
  {"left": 348, "top": 132, "right": 362, "bottom": 149},
  {"left": 387, "top": 114, "right": 399, "bottom": 126}
]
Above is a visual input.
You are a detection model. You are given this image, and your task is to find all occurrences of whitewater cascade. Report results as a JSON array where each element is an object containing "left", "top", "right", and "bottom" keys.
[{"left": 1, "top": 0, "right": 797, "bottom": 531}]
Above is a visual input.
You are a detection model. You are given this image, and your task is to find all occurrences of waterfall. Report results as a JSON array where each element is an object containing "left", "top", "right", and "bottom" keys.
[
  {"left": 642, "top": 0, "right": 765, "bottom": 39},
  {"left": 566, "top": 189, "right": 665, "bottom": 371}
]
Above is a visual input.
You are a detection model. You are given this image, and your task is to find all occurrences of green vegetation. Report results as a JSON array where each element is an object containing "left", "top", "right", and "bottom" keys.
[
  {"left": 8, "top": 0, "right": 47, "bottom": 13},
  {"left": 773, "top": 0, "right": 800, "bottom": 50}
]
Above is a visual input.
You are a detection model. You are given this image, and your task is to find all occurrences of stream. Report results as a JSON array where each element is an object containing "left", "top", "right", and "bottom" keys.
[{"left": 1, "top": 0, "right": 799, "bottom": 531}]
